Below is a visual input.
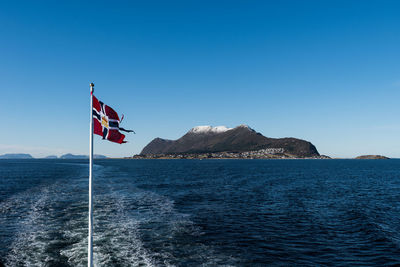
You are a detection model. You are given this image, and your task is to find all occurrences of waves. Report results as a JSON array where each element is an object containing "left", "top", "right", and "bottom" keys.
[
  {"left": 1, "top": 159, "right": 400, "bottom": 265},
  {"left": 1, "top": 163, "right": 88, "bottom": 266},
  {"left": 2, "top": 183, "right": 67, "bottom": 265},
  {"left": 0, "top": 161, "right": 236, "bottom": 266}
]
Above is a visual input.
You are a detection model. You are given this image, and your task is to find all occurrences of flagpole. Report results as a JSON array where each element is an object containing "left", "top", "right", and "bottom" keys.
[{"left": 88, "top": 82, "right": 94, "bottom": 267}]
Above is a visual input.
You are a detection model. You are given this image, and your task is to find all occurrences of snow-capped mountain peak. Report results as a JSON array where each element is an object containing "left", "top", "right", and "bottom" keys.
[{"left": 189, "top": 125, "right": 233, "bottom": 134}]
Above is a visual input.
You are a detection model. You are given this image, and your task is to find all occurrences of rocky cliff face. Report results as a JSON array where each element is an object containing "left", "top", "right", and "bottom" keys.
[{"left": 141, "top": 125, "right": 320, "bottom": 158}]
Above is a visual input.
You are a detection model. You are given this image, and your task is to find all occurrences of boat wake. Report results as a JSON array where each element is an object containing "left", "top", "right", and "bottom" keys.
[{"left": 1, "top": 163, "right": 236, "bottom": 266}]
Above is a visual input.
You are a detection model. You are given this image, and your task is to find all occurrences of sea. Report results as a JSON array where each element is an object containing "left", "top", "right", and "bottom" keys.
[{"left": 1, "top": 159, "right": 400, "bottom": 266}]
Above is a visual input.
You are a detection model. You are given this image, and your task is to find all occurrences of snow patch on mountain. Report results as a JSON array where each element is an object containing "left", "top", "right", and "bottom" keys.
[{"left": 189, "top": 125, "right": 233, "bottom": 134}]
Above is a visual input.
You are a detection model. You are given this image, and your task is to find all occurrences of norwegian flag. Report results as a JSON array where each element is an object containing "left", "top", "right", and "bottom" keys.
[{"left": 92, "top": 94, "right": 133, "bottom": 144}]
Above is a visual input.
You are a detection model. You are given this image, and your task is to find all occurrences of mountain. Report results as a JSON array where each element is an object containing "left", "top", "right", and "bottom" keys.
[
  {"left": 59, "top": 154, "right": 107, "bottom": 159},
  {"left": 44, "top": 155, "right": 58, "bottom": 159},
  {"left": 141, "top": 125, "right": 320, "bottom": 158},
  {"left": 0, "top": 153, "right": 33, "bottom": 159},
  {"left": 94, "top": 154, "right": 108, "bottom": 159},
  {"left": 60, "top": 153, "right": 87, "bottom": 159}
]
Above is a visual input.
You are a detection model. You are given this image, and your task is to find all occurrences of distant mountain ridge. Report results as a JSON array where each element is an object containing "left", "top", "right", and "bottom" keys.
[
  {"left": 141, "top": 125, "right": 320, "bottom": 158},
  {"left": 60, "top": 154, "right": 87, "bottom": 159},
  {"left": 59, "top": 154, "right": 107, "bottom": 159},
  {"left": 0, "top": 153, "right": 107, "bottom": 159},
  {"left": 0, "top": 153, "right": 33, "bottom": 159}
]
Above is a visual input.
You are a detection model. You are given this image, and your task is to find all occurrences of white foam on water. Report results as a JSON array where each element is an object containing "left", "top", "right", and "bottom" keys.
[
  {"left": 54, "top": 166, "right": 159, "bottom": 266},
  {"left": 2, "top": 163, "right": 90, "bottom": 266},
  {"left": 88, "top": 181, "right": 238, "bottom": 266},
  {"left": 4, "top": 186, "right": 57, "bottom": 266},
  {"left": 2, "top": 164, "right": 239, "bottom": 266}
]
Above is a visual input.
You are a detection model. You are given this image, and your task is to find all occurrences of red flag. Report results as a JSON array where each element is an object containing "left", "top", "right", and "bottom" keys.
[{"left": 92, "top": 95, "right": 133, "bottom": 144}]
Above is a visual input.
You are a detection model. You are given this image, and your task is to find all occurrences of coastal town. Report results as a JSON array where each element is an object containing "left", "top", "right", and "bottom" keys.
[{"left": 129, "top": 148, "right": 331, "bottom": 159}]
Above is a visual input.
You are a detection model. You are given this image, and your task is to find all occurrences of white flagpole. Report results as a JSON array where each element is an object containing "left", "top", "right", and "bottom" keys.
[{"left": 88, "top": 82, "right": 94, "bottom": 267}]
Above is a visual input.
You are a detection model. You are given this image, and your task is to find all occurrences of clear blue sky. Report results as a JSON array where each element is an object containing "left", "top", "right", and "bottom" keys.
[{"left": 1, "top": 0, "right": 399, "bottom": 158}]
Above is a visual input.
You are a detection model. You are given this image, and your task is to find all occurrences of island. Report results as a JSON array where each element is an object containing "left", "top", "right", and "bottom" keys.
[
  {"left": 355, "top": 155, "right": 389, "bottom": 159},
  {"left": 60, "top": 154, "right": 108, "bottom": 159},
  {"left": 129, "top": 125, "right": 330, "bottom": 159},
  {"left": 0, "top": 153, "right": 33, "bottom": 159}
]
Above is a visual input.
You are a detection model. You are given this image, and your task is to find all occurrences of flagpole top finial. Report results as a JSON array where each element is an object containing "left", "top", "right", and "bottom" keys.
[{"left": 90, "top": 83, "right": 94, "bottom": 93}]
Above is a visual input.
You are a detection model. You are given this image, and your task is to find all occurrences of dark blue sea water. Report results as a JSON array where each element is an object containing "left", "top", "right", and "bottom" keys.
[{"left": 1, "top": 159, "right": 400, "bottom": 266}]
